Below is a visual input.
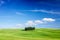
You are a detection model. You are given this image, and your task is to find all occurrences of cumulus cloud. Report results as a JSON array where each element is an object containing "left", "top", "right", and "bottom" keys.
[
  {"left": 22, "top": 18, "right": 55, "bottom": 26},
  {"left": 25, "top": 21, "right": 35, "bottom": 26},
  {"left": 16, "top": 18, "right": 56, "bottom": 28},
  {"left": 35, "top": 20, "right": 43, "bottom": 24},
  {"left": 25, "top": 20, "right": 43, "bottom": 27},
  {"left": 42, "top": 18, "right": 55, "bottom": 22},
  {"left": 23, "top": 10, "right": 60, "bottom": 14},
  {"left": 25, "top": 19, "right": 52, "bottom": 27}
]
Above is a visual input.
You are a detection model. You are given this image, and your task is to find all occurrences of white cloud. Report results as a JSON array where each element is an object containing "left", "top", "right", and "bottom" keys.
[
  {"left": 42, "top": 18, "right": 55, "bottom": 22},
  {"left": 25, "top": 21, "right": 35, "bottom": 26},
  {"left": 25, "top": 18, "right": 55, "bottom": 27},
  {"left": 35, "top": 20, "right": 43, "bottom": 24},
  {"left": 16, "top": 18, "right": 56, "bottom": 28},
  {"left": 25, "top": 20, "right": 43, "bottom": 27},
  {"left": 23, "top": 10, "right": 60, "bottom": 14}
]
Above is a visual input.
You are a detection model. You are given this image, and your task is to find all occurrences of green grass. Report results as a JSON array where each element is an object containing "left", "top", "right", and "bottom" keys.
[{"left": 0, "top": 28, "right": 60, "bottom": 40}]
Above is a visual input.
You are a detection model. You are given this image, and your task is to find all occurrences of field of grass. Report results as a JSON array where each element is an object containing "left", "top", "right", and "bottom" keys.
[{"left": 0, "top": 28, "right": 60, "bottom": 40}]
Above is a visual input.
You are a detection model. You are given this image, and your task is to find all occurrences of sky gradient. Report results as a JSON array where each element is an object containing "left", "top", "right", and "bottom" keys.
[{"left": 0, "top": 0, "right": 60, "bottom": 28}]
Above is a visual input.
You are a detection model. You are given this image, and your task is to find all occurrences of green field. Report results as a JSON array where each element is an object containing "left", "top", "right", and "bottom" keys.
[{"left": 0, "top": 28, "right": 60, "bottom": 40}]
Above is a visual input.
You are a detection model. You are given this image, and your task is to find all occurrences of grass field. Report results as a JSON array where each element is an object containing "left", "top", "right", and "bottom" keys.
[{"left": 0, "top": 28, "right": 60, "bottom": 40}]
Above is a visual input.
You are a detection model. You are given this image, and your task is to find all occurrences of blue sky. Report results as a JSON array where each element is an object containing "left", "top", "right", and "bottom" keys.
[{"left": 0, "top": 0, "right": 60, "bottom": 28}]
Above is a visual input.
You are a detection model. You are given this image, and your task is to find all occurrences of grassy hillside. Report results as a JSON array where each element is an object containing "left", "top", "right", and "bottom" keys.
[{"left": 0, "top": 28, "right": 60, "bottom": 40}]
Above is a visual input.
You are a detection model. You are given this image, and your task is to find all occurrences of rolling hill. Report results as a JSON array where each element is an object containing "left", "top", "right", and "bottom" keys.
[{"left": 0, "top": 28, "right": 60, "bottom": 40}]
